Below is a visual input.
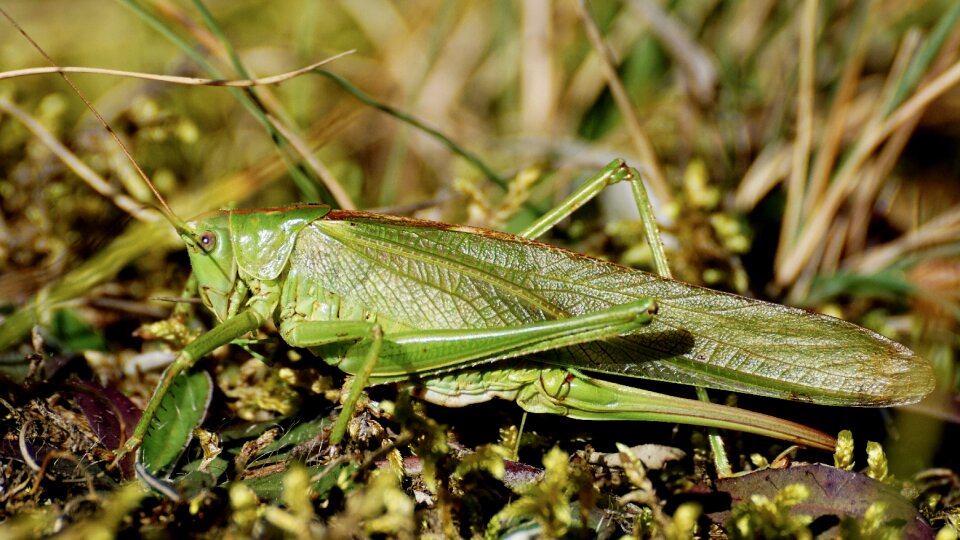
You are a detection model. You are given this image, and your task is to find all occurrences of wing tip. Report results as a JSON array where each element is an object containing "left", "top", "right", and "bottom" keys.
[{"left": 861, "top": 341, "right": 936, "bottom": 406}]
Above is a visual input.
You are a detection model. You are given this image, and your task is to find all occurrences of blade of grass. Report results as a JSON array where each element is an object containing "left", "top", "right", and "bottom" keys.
[
  {"left": 0, "top": 6, "right": 189, "bottom": 234},
  {"left": 353, "top": 0, "right": 458, "bottom": 207},
  {"left": 804, "top": 0, "right": 871, "bottom": 216},
  {"left": 316, "top": 69, "right": 508, "bottom": 190},
  {"left": 520, "top": 0, "right": 556, "bottom": 134},
  {"left": 116, "top": 0, "right": 333, "bottom": 204},
  {"left": 850, "top": 206, "right": 960, "bottom": 275},
  {"left": 187, "top": 0, "right": 353, "bottom": 210},
  {"left": 845, "top": 112, "right": 919, "bottom": 257},
  {"left": 265, "top": 113, "right": 354, "bottom": 209},
  {"left": 575, "top": 0, "right": 673, "bottom": 206},
  {"left": 846, "top": 20, "right": 960, "bottom": 257},
  {"left": 775, "top": 0, "right": 817, "bottom": 273},
  {"left": 626, "top": 0, "right": 717, "bottom": 106},
  {"left": 735, "top": 143, "right": 792, "bottom": 211},
  {"left": 0, "top": 97, "right": 155, "bottom": 223},
  {"left": 777, "top": 38, "right": 960, "bottom": 286},
  {"left": 885, "top": 3, "right": 960, "bottom": 115}
]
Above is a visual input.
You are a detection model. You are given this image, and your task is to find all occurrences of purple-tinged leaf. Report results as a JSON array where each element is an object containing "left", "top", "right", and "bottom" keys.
[
  {"left": 71, "top": 379, "right": 142, "bottom": 450},
  {"left": 71, "top": 379, "right": 142, "bottom": 478},
  {"left": 708, "top": 464, "right": 933, "bottom": 538}
]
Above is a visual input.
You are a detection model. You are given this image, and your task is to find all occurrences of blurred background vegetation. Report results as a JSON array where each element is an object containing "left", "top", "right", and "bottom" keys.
[{"left": 0, "top": 0, "right": 958, "bottom": 537}]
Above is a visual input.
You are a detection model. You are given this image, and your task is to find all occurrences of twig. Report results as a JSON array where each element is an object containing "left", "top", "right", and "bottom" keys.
[
  {"left": 776, "top": 0, "right": 818, "bottom": 272},
  {"left": 0, "top": 5, "right": 185, "bottom": 231},
  {"left": 0, "top": 52, "right": 354, "bottom": 85},
  {"left": 266, "top": 114, "right": 356, "bottom": 210}
]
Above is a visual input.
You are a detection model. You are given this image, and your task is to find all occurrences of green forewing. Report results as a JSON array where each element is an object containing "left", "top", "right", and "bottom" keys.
[{"left": 292, "top": 212, "right": 933, "bottom": 407}]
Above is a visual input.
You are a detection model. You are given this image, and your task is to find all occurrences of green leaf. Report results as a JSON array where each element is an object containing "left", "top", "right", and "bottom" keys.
[
  {"left": 174, "top": 470, "right": 218, "bottom": 500},
  {"left": 140, "top": 370, "right": 213, "bottom": 474},
  {"left": 807, "top": 271, "right": 916, "bottom": 305},
  {"left": 242, "top": 462, "right": 355, "bottom": 501},
  {"left": 242, "top": 417, "right": 332, "bottom": 468},
  {"left": 51, "top": 309, "right": 107, "bottom": 351},
  {"left": 258, "top": 416, "right": 329, "bottom": 456},
  {"left": 182, "top": 456, "right": 231, "bottom": 480}
]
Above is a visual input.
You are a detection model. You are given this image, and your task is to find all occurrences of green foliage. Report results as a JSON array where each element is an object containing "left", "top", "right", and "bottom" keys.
[
  {"left": 50, "top": 309, "right": 107, "bottom": 352},
  {"left": 141, "top": 369, "right": 213, "bottom": 473},
  {"left": 453, "top": 443, "right": 510, "bottom": 482},
  {"left": 837, "top": 501, "right": 904, "bottom": 540},
  {"left": 328, "top": 465, "right": 416, "bottom": 538},
  {"left": 866, "top": 441, "right": 889, "bottom": 482},
  {"left": 486, "top": 447, "right": 582, "bottom": 538},
  {"left": 241, "top": 461, "right": 355, "bottom": 501},
  {"left": 727, "top": 483, "right": 814, "bottom": 539},
  {"left": 665, "top": 502, "right": 703, "bottom": 540},
  {"left": 834, "top": 429, "right": 855, "bottom": 470},
  {"left": 0, "top": 483, "right": 145, "bottom": 540}
]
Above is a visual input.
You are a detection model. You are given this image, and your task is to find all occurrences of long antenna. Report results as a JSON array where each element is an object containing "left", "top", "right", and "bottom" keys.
[{"left": 0, "top": 6, "right": 193, "bottom": 237}]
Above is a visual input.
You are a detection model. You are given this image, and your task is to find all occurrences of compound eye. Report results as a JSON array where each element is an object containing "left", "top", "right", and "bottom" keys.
[{"left": 199, "top": 231, "right": 217, "bottom": 252}]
